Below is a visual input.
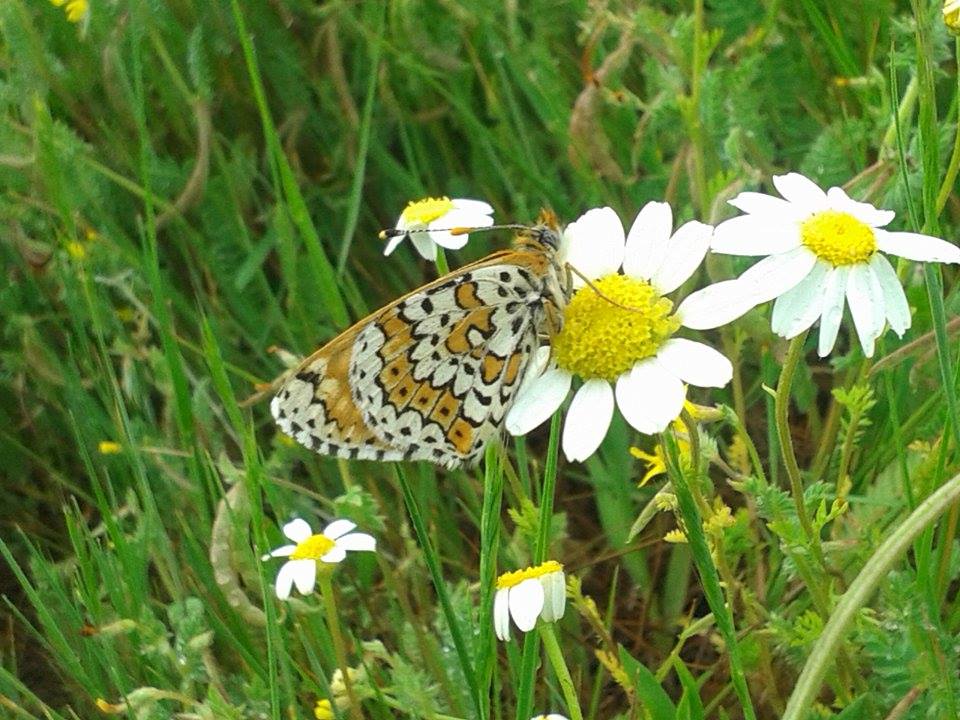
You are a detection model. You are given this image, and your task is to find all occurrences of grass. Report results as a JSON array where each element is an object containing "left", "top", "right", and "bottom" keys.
[{"left": 2, "top": 1, "right": 960, "bottom": 719}]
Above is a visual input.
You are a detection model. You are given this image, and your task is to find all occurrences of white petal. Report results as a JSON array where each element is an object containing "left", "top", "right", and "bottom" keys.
[
  {"left": 870, "top": 253, "right": 910, "bottom": 336},
  {"left": 735, "top": 246, "right": 819, "bottom": 304},
  {"left": 451, "top": 198, "right": 494, "bottom": 216},
  {"left": 728, "top": 191, "right": 803, "bottom": 219},
  {"left": 275, "top": 562, "right": 297, "bottom": 600},
  {"left": 283, "top": 519, "right": 313, "bottom": 543},
  {"left": 539, "top": 572, "right": 566, "bottom": 623},
  {"left": 323, "top": 519, "right": 357, "bottom": 539},
  {"left": 656, "top": 338, "right": 733, "bottom": 388},
  {"left": 508, "top": 579, "right": 545, "bottom": 633},
  {"left": 648, "top": 221, "right": 713, "bottom": 293},
  {"left": 677, "top": 278, "right": 759, "bottom": 329},
  {"left": 561, "top": 380, "right": 615, "bottom": 462},
  {"left": 335, "top": 532, "right": 376, "bottom": 552},
  {"left": 817, "top": 267, "right": 850, "bottom": 356},
  {"left": 825, "top": 187, "right": 895, "bottom": 227},
  {"left": 770, "top": 260, "right": 831, "bottom": 338},
  {"left": 265, "top": 544, "right": 297, "bottom": 559},
  {"left": 506, "top": 369, "right": 572, "bottom": 435},
  {"left": 427, "top": 228, "right": 469, "bottom": 251},
  {"left": 494, "top": 588, "right": 511, "bottom": 641},
  {"left": 319, "top": 547, "right": 347, "bottom": 564},
  {"left": 291, "top": 559, "right": 317, "bottom": 593},
  {"left": 875, "top": 230, "right": 960, "bottom": 264},
  {"left": 410, "top": 232, "right": 438, "bottom": 261},
  {"left": 383, "top": 233, "right": 407, "bottom": 256},
  {"left": 615, "top": 359, "right": 686, "bottom": 434},
  {"left": 623, "top": 201, "right": 673, "bottom": 281},
  {"left": 711, "top": 215, "right": 803, "bottom": 256},
  {"left": 561, "top": 207, "right": 626, "bottom": 286},
  {"left": 516, "top": 346, "right": 552, "bottom": 396},
  {"left": 772, "top": 173, "right": 828, "bottom": 209},
  {"left": 845, "top": 263, "right": 886, "bottom": 357}
]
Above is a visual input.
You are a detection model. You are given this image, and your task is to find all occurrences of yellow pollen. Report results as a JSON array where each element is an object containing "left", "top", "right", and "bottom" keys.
[
  {"left": 496, "top": 560, "right": 563, "bottom": 589},
  {"left": 554, "top": 274, "right": 680, "bottom": 381},
  {"left": 400, "top": 196, "right": 454, "bottom": 226},
  {"left": 800, "top": 210, "right": 876, "bottom": 266},
  {"left": 290, "top": 534, "right": 336, "bottom": 560}
]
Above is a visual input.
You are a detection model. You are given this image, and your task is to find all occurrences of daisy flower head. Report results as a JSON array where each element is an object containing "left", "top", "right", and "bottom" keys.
[
  {"left": 262, "top": 518, "right": 376, "bottom": 600},
  {"left": 506, "top": 203, "right": 733, "bottom": 462},
  {"left": 678, "top": 172, "right": 960, "bottom": 357},
  {"left": 493, "top": 560, "right": 566, "bottom": 641},
  {"left": 52, "top": 0, "right": 89, "bottom": 23},
  {"left": 383, "top": 196, "right": 495, "bottom": 260}
]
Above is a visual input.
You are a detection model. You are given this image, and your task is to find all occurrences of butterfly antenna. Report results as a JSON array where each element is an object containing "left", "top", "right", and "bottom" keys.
[
  {"left": 565, "top": 263, "right": 649, "bottom": 315},
  {"left": 379, "top": 223, "right": 532, "bottom": 240}
]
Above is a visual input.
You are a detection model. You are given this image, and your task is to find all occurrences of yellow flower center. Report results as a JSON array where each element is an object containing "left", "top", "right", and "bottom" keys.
[
  {"left": 290, "top": 534, "right": 335, "bottom": 560},
  {"left": 496, "top": 560, "right": 563, "bottom": 589},
  {"left": 800, "top": 210, "right": 877, "bottom": 266},
  {"left": 400, "top": 196, "right": 454, "bottom": 226},
  {"left": 554, "top": 275, "right": 680, "bottom": 381}
]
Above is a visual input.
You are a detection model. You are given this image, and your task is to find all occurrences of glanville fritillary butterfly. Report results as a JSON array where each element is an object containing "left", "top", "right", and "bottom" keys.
[{"left": 270, "top": 210, "right": 569, "bottom": 469}]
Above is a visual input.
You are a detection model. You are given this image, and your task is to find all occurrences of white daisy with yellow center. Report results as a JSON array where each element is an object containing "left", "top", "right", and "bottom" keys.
[
  {"left": 493, "top": 560, "right": 566, "bottom": 641},
  {"left": 506, "top": 204, "right": 733, "bottom": 462},
  {"left": 263, "top": 518, "right": 376, "bottom": 600},
  {"left": 384, "top": 196, "right": 495, "bottom": 260},
  {"left": 678, "top": 172, "right": 960, "bottom": 357}
]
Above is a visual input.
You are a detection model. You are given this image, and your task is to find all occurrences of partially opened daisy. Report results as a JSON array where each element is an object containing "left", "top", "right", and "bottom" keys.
[
  {"left": 262, "top": 518, "right": 376, "bottom": 600},
  {"left": 678, "top": 173, "right": 960, "bottom": 357},
  {"left": 506, "top": 204, "right": 733, "bottom": 462},
  {"left": 383, "top": 196, "right": 495, "bottom": 259},
  {"left": 494, "top": 561, "right": 566, "bottom": 641}
]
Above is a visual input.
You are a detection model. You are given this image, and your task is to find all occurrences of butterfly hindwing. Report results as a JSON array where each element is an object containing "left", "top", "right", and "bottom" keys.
[{"left": 271, "top": 228, "right": 567, "bottom": 468}]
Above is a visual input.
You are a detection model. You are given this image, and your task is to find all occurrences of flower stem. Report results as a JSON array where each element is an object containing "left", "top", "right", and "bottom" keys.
[
  {"left": 775, "top": 332, "right": 825, "bottom": 565},
  {"left": 318, "top": 571, "right": 363, "bottom": 720},
  {"left": 435, "top": 247, "right": 450, "bottom": 275},
  {"left": 538, "top": 623, "right": 583, "bottom": 720},
  {"left": 783, "top": 470, "right": 960, "bottom": 720}
]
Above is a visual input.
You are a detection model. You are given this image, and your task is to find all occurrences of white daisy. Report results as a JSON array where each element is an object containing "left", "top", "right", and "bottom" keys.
[
  {"left": 530, "top": 715, "right": 569, "bottom": 720},
  {"left": 383, "top": 196, "right": 495, "bottom": 260},
  {"left": 493, "top": 561, "right": 566, "bottom": 641},
  {"left": 678, "top": 172, "right": 960, "bottom": 357},
  {"left": 506, "top": 204, "right": 733, "bottom": 462},
  {"left": 262, "top": 518, "right": 376, "bottom": 600}
]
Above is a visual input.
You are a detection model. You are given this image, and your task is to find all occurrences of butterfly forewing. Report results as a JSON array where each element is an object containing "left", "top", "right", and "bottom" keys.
[{"left": 271, "top": 228, "right": 566, "bottom": 468}]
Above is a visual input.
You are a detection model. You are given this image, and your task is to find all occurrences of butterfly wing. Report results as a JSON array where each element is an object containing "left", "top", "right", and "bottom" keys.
[{"left": 271, "top": 252, "right": 560, "bottom": 467}]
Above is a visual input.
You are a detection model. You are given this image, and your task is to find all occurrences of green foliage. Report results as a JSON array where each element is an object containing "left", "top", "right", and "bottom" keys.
[{"left": 3, "top": 1, "right": 960, "bottom": 719}]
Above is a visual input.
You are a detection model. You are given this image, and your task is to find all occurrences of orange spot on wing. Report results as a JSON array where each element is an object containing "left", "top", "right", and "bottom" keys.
[
  {"left": 445, "top": 307, "right": 495, "bottom": 354},
  {"left": 429, "top": 390, "right": 461, "bottom": 430},
  {"left": 446, "top": 417, "right": 474, "bottom": 454},
  {"left": 504, "top": 352, "right": 524, "bottom": 385},
  {"left": 454, "top": 282, "right": 483, "bottom": 309},
  {"left": 481, "top": 354, "right": 506, "bottom": 384}
]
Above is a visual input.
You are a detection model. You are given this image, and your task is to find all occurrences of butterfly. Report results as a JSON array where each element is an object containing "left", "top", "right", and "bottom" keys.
[{"left": 270, "top": 210, "right": 570, "bottom": 469}]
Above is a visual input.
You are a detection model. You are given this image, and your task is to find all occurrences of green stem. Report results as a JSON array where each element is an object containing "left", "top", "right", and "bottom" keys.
[
  {"left": 318, "top": 571, "right": 363, "bottom": 720},
  {"left": 394, "top": 466, "right": 481, "bottom": 717},
  {"left": 782, "top": 471, "right": 960, "bottom": 720},
  {"left": 538, "top": 624, "right": 583, "bottom": 720},
  {"left": 435, "top": 247, "right": 451, "bottom": 275},
  {"left": 775, "top": 333, "right": 825, "bottom": 565}
]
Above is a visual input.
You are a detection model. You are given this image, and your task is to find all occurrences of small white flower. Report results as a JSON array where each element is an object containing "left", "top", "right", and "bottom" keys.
[
  {"left": 493, "top": 561, "right": 566, "bottom": 642},
  {"left": 530, "top": 715, "right": 570, "bottom": 720},
  {"left": 384, "top": 196, "right": 495, "bottom": 260},
  {"left": 678, "top": 172, "right": 960, "bottom": 357},
  {"left": 262, "top": 518, "right": 376, "bottom": 600},
  {"left": 506, "top": 204, "right": 732, "bottom": 462}
]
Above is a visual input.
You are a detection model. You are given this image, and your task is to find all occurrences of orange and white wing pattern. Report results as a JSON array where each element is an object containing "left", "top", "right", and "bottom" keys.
[{"left": 271, "top": 224, "right": 568, "bottom": 468}]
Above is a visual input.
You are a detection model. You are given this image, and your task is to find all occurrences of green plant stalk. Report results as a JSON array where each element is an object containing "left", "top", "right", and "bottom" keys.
[
  {"left": 477, "top": 445, "right": 505, "bottom": 718},
  {"left": 394, "top": 465, "right": 481, "bottom": 718},
  {"left": 318, "top": 571, "right": 363, "bottom": 720},
  {"left": 435, "top": 246, "right": 451, "bottom": 276},
  {"left": 775, "top": 333, "right": 825, "bottom": 566},
  {"left": 515, "top": 411, "right": 562, "bottom": 720},
  {"left": 782, "top": 471, "right": 960, "bottom": 720},
  {"left": 937, "top": 39, "right": 960, "bottom": 213},
  {"left": 539, "top": 623, "right": 584, "bottom": 720},
  {"left": 664, "top": 434, "right": 757, "bottom": 720}
]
